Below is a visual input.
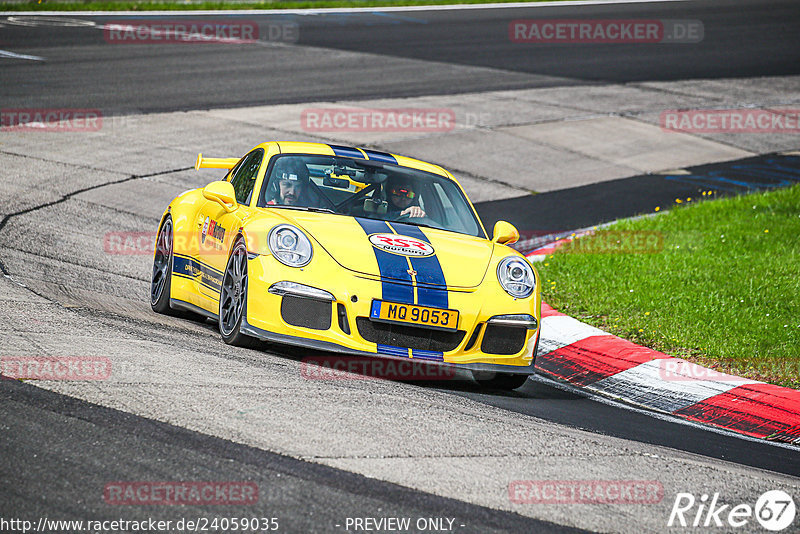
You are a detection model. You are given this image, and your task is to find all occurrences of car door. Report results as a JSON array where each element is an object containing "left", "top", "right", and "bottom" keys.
[{"left": 194, "top": 148, "right": 264, "bottom": 308}]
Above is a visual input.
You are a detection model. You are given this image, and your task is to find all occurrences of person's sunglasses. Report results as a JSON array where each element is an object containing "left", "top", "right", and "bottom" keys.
[{"left": 390, "top": 187, "right": 415, "bottom": 199}]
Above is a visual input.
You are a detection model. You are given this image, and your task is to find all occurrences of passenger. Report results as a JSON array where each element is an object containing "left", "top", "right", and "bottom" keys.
[{"left": 386, "top": 178, "right": 426, "bottom": 219}]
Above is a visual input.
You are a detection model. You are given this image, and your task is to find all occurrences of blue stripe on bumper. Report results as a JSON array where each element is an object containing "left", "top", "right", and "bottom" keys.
[
  {"left": 377, "top": 344, "right": 410, "bottom": 358},
  {"left": 411, "top": 349, "right": 444, "bottom": 361}
]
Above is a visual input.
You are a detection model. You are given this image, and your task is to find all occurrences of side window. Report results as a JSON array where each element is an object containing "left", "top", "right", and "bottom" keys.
[{"left": 229, "top": 149, "right": 264, "bottom": 205}]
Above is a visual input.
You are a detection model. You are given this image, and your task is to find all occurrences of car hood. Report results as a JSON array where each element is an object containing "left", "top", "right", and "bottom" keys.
[{"left": 273, "top": 211, "right": 493, "bottom": 288}]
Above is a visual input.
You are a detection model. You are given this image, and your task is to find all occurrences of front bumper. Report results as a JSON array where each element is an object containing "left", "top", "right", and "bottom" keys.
[{"left": 244, "top": 251, "right": 541, "bottom": 374}]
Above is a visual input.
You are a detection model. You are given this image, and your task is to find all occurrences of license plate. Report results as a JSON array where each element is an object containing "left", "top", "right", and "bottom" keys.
[{"left": 370, "top": 300, "right": 459, "bottom": 331}]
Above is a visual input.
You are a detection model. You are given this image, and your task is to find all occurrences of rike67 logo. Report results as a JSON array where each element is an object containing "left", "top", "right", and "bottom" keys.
[{"left": 668, "top": 490, "right": 796, "bottom": 531}]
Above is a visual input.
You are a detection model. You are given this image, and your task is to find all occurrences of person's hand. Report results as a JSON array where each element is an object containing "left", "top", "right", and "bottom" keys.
[{"left": 400, "top": 206, "right": 426, "bottom": 218}]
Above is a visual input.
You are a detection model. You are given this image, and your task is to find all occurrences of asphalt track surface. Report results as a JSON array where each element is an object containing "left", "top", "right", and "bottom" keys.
[
  {"left": 474, "top": 153, "right": 800, "bottom": 232},
  {"left": 0, "top": 0, "right": 797, "bottom": 111},
  {"left": 2, "top": 378, "right": 581, "bottom": 533},
  {"left": 2, "top": 1, "right": 800, "bottom": 532}
]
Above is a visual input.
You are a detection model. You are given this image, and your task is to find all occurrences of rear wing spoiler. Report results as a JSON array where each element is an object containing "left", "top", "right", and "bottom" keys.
[{"left": 194, "top": 153, "right": 240, "bottom": 171}]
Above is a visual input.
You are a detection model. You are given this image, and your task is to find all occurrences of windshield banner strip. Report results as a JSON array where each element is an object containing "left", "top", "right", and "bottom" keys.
[
  {"left": 389, "top": 223, "right": 448, "bottom": 309},
  {"left": 356, "top": 218, "right": 415, "bottom": 305}
]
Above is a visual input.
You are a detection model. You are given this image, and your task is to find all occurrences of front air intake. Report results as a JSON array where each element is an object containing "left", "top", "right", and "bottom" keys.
[{"left": 281, "top": 296, "right": 332, "bottom": 330}]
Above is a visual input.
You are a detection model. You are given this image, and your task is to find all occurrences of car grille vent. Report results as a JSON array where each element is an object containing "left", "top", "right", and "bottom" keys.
[
  {"left": 463, "top": 323, "right": 482, "bottom": 351},
  {"left": 337, "top": 303, "right": 350, "bottom": 334},
  {"left": 356, "top": 317, "right": 465, "bottom": 352}
]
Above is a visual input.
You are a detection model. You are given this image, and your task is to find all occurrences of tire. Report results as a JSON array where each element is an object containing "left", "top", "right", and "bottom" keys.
[
  {"left": 473, "top": 372, "right": 529, "bottom": 391},
  {"left": 150, "top": 216, "right": 176, "bottom": 314},
  {"left": 219, "top": 237, "right": 258, "bottom": 348}
]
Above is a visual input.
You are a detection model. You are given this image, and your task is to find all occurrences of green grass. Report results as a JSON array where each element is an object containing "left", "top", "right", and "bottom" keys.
[
  {"left": 0, "top": 0, "right": 562, "bottom": 11},
  {"left": 537, "top": 185, "right": 800, "bottom": 389}
]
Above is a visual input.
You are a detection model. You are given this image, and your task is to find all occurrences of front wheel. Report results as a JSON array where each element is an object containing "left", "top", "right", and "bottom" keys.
[
  {"left": 151, "top": 216, "right": 175, "bottom": 314},
  {"left": 473, "top": 372, "right": 529, "bottom": 391},
  {"left": 219, "top": 238, "right": 258, "bottom": 348}
]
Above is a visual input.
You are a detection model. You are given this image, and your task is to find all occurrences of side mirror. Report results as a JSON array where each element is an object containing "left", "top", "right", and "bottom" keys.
[
  {"left": 202, "top": 181, "right": 238, "bottom": 212},
  {"left": 492, "top": 221, "right": 519, "bottom": 245}
]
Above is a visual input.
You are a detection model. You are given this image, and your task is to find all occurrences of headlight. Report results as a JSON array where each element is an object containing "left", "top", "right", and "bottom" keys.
[
  {"left": 497, "top": 256, "right": 535, "bottom": 298},
  {"left": 268, "top": 224, "right": 313, "bottom": 267}
]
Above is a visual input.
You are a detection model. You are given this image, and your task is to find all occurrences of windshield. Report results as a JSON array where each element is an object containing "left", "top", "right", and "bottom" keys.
[{"left": 257, "top": 154, "right": 485, "bottom": 238}]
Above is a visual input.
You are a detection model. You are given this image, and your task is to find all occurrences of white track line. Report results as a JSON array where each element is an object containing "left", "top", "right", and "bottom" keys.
[
  {"left": 0, "top": 49, "right": 45, "bottom": 61},
  {"left": 2, "top": 0, "right": 691, "bottom": 17}
]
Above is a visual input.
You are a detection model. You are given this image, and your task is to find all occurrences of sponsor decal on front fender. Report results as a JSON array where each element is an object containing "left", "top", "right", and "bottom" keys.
[
  {"left": 369, "top": 233, "right": 434, "bottom": 257},
  {"left": 200, "top": 216, "right": 227, "bottom": 245}
]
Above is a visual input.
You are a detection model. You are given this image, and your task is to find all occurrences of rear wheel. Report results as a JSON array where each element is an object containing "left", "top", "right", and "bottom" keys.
[
  {"left": 150, "top": 216, "right": 175, "bottom": 314},
  {"left": 473, "top": 372, "right": 529, "bottom": 391},
  {"left": 219, "top": 238, "right": 258, "bottom": 348}
]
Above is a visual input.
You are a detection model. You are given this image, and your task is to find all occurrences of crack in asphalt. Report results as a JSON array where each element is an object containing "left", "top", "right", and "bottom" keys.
[
  {"left": 0, "top": 165, "right": 192, "bottom": 277},
  {"left": 1, "top": 245, "right": 150, "bottom": 283},
  {"left": 0, "top": 149, "right": 131, "bottom": 176}
]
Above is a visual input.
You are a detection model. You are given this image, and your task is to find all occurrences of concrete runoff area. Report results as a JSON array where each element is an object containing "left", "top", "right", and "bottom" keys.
[
  {"left": 2, "top": 75, "right": 799, "bottom": 203},
  {"left": 1, "top": 77, "right": 799, "bottom": 532}
]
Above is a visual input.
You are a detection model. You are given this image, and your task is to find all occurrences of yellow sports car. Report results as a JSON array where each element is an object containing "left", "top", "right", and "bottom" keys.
[{"left": 151, "top": 141, "right": 541, "bottom": 389}]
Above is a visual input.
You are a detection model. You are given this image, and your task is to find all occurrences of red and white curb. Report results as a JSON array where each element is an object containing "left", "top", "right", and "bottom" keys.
[
  {"left": 525, "top": 231, "right": 593, "bottom": 259},
  {"left": 535, "top": 303, "right": 800, "bottom": 445}
]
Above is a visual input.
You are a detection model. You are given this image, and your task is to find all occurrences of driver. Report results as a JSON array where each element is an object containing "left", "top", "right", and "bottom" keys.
[
  {"left": 386, "top": 178, "right": 426, "bottom": 219},
  {"left": 267, "top": 158, "right": 314, "bottom": 207}
]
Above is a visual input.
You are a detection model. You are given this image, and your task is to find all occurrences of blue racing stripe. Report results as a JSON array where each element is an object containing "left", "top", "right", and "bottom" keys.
[
  {"left": 329, "top": 144, "right": 364, "bottom": 159},
  {"left": 389, "top": 223, "right": 448, "bottom": 309},
  {"left": 356, "top": 218, "right": 414, "bottom": 305},
  {"left": 411, "top": 349, "right": 444, "bottom": 361},
  {"left": 377, "top": 344, "right": 411, "bottom": 358},
  {"left": 362, "top": 149, "right": 397, "bottom": 164},
  {"left": 172, "top": 254, "right": 223, "bottom": 293}
]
